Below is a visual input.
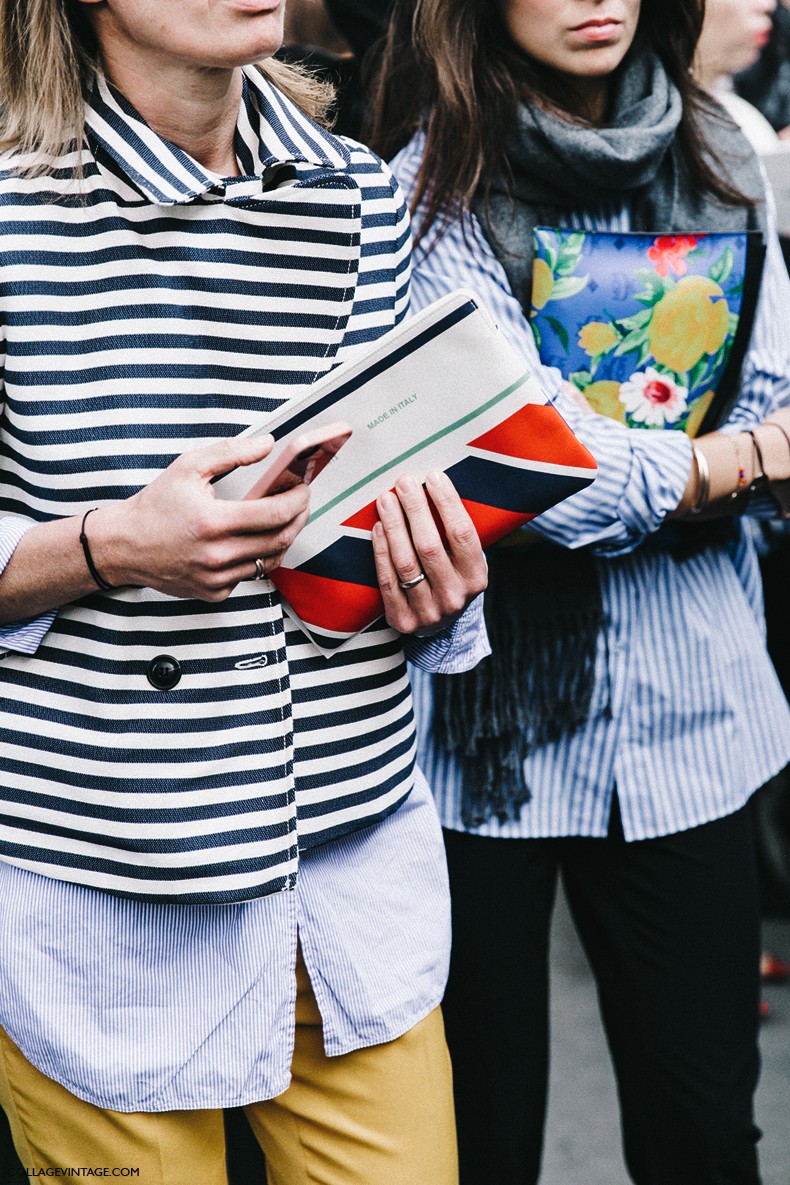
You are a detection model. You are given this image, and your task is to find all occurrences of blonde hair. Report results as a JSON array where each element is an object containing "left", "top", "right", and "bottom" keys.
[
  {"left": 0, "top": 0, "right": 335, "bottom": 175},
  {"left": 256, "top": 57, "right": 336, "bottom": 126},
  {"left": 0, "top": 0, "right": 96, "bottom": 170}
]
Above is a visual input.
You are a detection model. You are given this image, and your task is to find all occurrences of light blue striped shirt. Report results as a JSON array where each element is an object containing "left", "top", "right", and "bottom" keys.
[
  {"left": 0, "top": 80, "right": 488, "bottom": 1110},
  {"left": 394, "top": 131, "right": 790, "bottom": 842}
]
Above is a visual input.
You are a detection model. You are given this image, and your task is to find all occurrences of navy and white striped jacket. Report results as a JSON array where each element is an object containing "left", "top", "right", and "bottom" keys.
[{"left": 0, "top": 68, "right": 425, "bottom": 903}]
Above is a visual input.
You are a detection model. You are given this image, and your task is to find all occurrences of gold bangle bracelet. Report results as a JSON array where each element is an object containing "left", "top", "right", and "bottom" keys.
[{"left": 690, "top": 447, "right": 710, "bottom": 515}]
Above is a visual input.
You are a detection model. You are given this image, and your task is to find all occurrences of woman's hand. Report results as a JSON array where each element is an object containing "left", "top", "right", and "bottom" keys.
[
  {"left": 0, "top": 433, "right": 312, "bottom": 625},
  {"left": 371, "top": 471, "right": 487, "bottom": 636},
  {"left": 88, "top": 433, "right": 311, "bottom": 601}
]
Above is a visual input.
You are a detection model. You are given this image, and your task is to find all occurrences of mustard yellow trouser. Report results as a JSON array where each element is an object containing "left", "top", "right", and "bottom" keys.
[{"left": 0, "top": 953, "right": 458, "bottom": 1185}]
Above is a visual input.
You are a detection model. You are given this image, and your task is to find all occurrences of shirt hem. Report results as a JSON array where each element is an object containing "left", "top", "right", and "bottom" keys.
[
  {"left": 0, "top": 993, "right": 446, "bottom": 1113},
  {"left": 0, "top": 1024, "right": 297, "bottom": 1114},
  {"left": 321, "top": 990, "right": 445, "bottom": 1059},
  {"left": 438, "top": 758, "right": 790, "bottom": 840}
]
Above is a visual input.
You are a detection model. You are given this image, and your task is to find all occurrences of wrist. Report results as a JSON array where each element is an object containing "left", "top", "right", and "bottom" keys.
[
  {"left": 79, "top": 509, "right": 114, "bottom": 590},
  {"left": 750, "top": 422, "right": 790, "bottom": 483},
  {"left": 677, "top": 430, "right": 767, "bottom": 518},
  {"left": 80, "top": 504, "right": 136, "bottom": 590},
  {"left": 689, "top": 447, "right": 710, "bottom": 514}
]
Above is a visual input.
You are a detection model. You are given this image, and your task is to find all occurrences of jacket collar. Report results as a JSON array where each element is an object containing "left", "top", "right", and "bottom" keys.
[{"left": 84, "top": 65, "right": 351, "bottom": 206}]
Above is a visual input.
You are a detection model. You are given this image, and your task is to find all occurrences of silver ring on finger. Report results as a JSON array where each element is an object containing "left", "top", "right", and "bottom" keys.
[
  {"left": 254, "top": 558, "right": 267, "bottom": 580},
  {"left": 398, "top": 571, "right": 426, "bottom": 591}
]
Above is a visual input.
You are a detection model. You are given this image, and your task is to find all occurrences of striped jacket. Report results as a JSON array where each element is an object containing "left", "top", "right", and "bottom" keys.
[{"left": 0, "top": 68, "right": 420, "bottom": 904}]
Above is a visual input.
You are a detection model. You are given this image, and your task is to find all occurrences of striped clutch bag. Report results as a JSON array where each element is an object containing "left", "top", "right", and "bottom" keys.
[{"left": 216, "top": 290, "right": 597, "bottom": 654}]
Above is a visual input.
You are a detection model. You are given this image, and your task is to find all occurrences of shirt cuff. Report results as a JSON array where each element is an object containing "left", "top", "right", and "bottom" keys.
[
  {"left": 0, "top": 517, "right": 57, "bottom": 655},
  {"left": 606, "top": 429, "right": 694, "bottom": 552},
  {"left": 529, "top": 402, "right": 694, "bottom": 556},
  {"left": 402, "top": 593, "right": 490, "bottom": 673}
]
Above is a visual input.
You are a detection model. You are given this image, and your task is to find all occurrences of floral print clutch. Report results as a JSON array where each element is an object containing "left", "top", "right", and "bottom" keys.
[{"left": 529, "top": 228, "right": 765, "bottom": 436}]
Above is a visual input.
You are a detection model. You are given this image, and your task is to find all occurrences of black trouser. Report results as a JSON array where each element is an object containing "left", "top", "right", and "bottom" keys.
[{"left": 442, "top": 801, "right": 762, "bottom": 1185}]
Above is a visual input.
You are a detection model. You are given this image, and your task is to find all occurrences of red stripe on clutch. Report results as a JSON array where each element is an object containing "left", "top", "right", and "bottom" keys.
[
  {"left": 342, "top": 489, "right": 537, "bottom": 549},
  {"left": 460, "top": 499, "right": 536, "bottom": 547},
  {"left": 272, "top": 567, "right": 384, "bottom": 634},
  {"left": 342, "top": 500, "right": 380, "bottom": 531},
  {"left": 470, "top": 403, "right": 597, "bottom": 469}
]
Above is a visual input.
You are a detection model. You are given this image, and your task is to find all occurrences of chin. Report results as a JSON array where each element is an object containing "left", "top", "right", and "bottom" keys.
[
  {"left": 735, "top": 50, "right": 761, "bottom": 73},
  {"left": 223, "top": 7, "right": 286, "bottom": 59},
  {"left": 205, "top": 27, "right": 285, "bottom": 68},
  {"left": 572, "top": 46, "right": 631, "bottom": 78}
]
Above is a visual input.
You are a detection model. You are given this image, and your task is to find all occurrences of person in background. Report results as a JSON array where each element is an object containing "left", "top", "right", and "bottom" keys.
[
  {"left": 283, "top": 0, "right": 352, "bottom": 55},
  {"left": 695, "top": 0, "right": 790, "bottom": 1005},
  {"left": 278, "top": 0, "right": 395, "bottom": 139},
  {"left": 736, "top": 0, "right": 790, "bottom": 138},
  {"left": 0, "top": 0, "right": 489, "bottom": 1181},
  {"left": 695, "top": 0, "right": 781, "bottom": 152},
  {"left": 371, "top": 0, "right": 790, "bottom": 1182}
]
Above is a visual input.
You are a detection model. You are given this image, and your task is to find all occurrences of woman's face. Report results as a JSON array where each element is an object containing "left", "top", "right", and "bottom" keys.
[
  {"left": 696, "top": 0, "right": 776, "bottom": 82},
  {"left": 78, "top": 0, "right": 286, "bottom": 75},
  {"left": 498, "top": 0, "right": 641, "bottom": 85}
]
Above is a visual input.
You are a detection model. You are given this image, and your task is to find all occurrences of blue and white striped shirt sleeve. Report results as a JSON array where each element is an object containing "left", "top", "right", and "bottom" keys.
[
  {"left": 403, "top": 591, "right": 490, "bottom": 673},
  {"left": 0, "top": 518, "right": 56, "bottom": 654}
]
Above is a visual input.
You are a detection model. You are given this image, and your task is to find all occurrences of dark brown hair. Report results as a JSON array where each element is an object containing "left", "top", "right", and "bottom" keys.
[{"left": 367, "top": 0, "right": 750, "bottom": 243}]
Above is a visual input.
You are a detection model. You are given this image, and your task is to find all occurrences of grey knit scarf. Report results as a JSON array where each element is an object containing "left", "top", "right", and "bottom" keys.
[
  {"left": 477, "top": 42, "right": 765, "bottom": 311},
  {"left": 434, "top": 42, "right": 766, "bottom": 829}
]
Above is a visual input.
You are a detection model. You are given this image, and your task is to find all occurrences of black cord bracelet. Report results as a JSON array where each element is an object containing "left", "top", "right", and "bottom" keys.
[
  {"left": 746, "top": 430, "right": 769, "bottom": 491},
  {"left": 79, "top": 508, "right": 114, "bottom": 591}
]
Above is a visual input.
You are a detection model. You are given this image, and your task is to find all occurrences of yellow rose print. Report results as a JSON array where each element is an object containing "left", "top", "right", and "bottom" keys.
[
  {"left": 648, "top": 276, "right": 729, "bottom": 373},
  {"left": 578, "top": 321, "right": 618, "bottom": 356},
  {"left": 532, "top": 258, "right": 554, "bottom": 310},
  {"left": 684, "top": 390, "right": 716, "bottom": 438},
  {"left": 580, "top": 381, "right": 627, "bottom": 424}
]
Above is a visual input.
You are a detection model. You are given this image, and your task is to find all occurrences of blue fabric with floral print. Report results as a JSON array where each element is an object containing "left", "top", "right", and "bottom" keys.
[{"left": 529, "top": 228, "right": 753, "bottom": 435}]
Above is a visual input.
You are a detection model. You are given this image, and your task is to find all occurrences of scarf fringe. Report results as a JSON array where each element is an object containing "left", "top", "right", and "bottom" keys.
[{"left": 433, "top": 544, "right": 604, "bottom": 828}]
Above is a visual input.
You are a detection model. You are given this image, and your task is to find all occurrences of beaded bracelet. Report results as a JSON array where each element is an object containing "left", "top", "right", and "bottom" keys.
[
  {"left": 731, "top": 435, "right": 748, "bottom": 500},
  {"left": 79, "top": 508, "right": 114, "bottom": 591}
]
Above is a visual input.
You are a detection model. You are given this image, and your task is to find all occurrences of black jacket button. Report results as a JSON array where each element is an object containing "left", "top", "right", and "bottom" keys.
[{"left": 146, "top": 654, "right": 181, "bottom": 690}]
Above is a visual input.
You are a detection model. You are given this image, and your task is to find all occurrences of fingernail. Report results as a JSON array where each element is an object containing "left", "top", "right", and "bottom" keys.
[
  {"left": 396, "top": 475, "right": 418, "bottom": 493},
  {"left": 378, "top": 492, "right": 396, "bottom": 513},
  {"left": 426, "top": 471, "right": 445, "bottom": 488}
]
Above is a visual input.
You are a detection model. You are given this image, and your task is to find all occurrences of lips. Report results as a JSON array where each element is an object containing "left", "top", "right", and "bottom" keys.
[
  {"left": 571, "top": 17, "right": 621, "bottom": 31},
  {"left": 230, "top": 0, "right": 281, "bottom": 12}
]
